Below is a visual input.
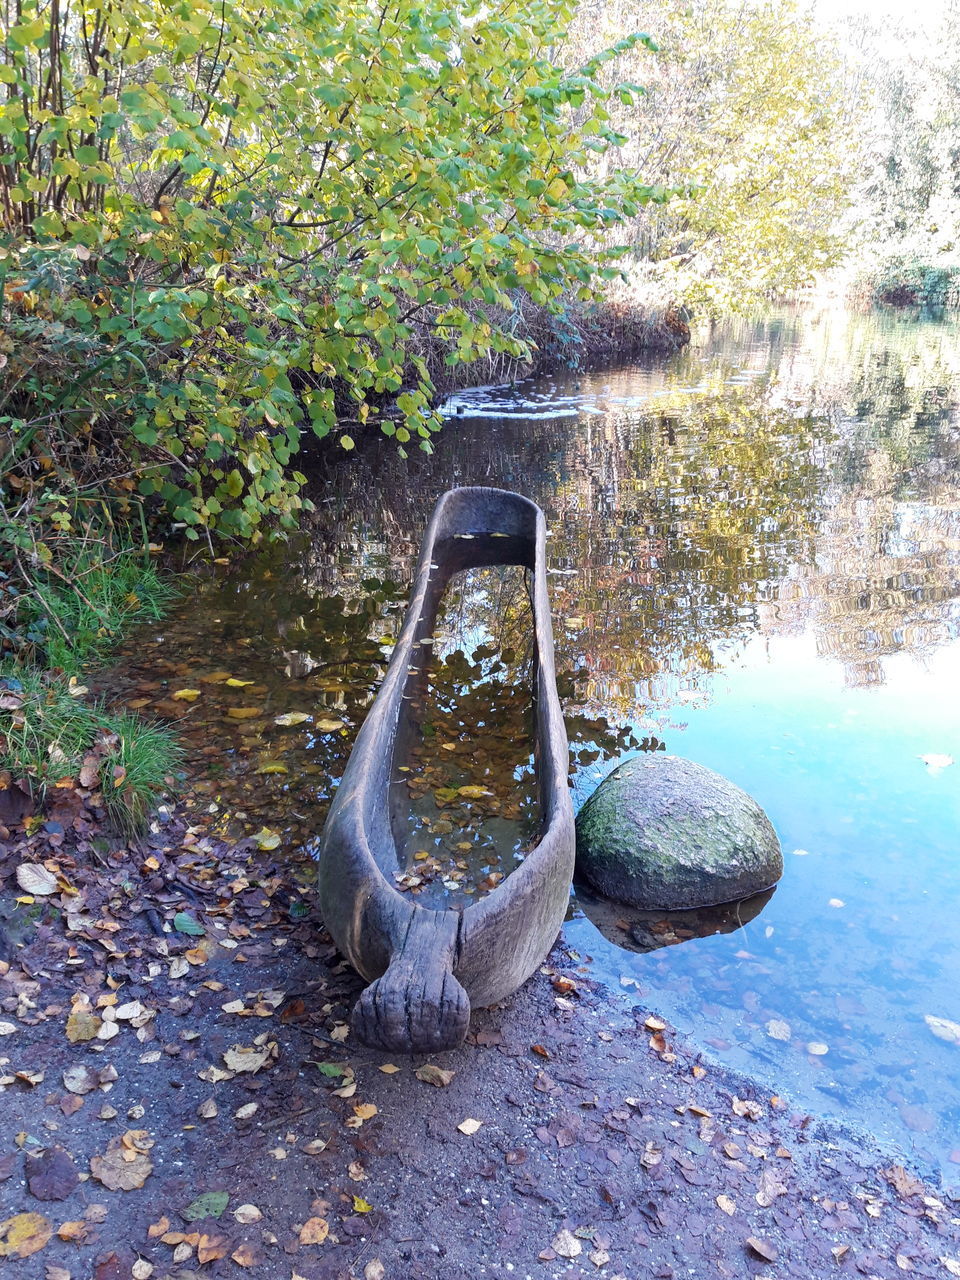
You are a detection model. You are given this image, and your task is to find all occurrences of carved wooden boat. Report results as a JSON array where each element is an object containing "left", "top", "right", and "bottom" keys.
[{"left": 317, "top": 487, "right": 575, "bottom": 1053}]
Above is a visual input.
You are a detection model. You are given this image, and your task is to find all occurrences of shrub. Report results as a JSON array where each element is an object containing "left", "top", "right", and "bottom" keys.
[{"left": 2, "top": 0, "right": 660, "bottom": 541}]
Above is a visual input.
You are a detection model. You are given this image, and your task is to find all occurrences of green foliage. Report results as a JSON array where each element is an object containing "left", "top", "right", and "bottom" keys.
[
  {"left": 2, "top": 0, "right": 661, "bottom": 539},
  {"left": 0, "top": 667, "right": 184, "bottom": 831}
]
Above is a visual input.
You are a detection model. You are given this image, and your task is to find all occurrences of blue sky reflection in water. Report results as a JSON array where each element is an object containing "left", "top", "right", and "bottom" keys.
[
  {"left": 115, "top": 302, "right": 960, "bottom": 1180},
  {"left": 461, "top": 303, "right": 960, "bottom": 1181}
]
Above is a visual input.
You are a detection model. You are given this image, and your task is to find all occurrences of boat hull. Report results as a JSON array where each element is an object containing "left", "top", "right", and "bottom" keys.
[{"left": 317, "top": 487, "right": 575, "bottom": 1053}]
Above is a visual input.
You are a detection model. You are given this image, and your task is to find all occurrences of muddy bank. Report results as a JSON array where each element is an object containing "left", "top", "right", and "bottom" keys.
[{"left": 1, "top": 811, "right": 958, "bottom": 1280}]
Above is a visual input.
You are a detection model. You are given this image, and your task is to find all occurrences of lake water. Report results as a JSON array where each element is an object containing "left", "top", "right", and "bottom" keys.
[{"left": 111, "top": 302, "right": 960, "bottom": 1182}]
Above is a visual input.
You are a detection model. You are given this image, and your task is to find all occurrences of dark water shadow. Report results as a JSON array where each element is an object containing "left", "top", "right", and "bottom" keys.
[{"left": 572, "top": 880, "right": 777, "bottom": 955}]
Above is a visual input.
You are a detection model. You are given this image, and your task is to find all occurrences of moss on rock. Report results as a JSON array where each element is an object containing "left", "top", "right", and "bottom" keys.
[{"left": 575, "top": 754, "right": 782, "bottom": 909}]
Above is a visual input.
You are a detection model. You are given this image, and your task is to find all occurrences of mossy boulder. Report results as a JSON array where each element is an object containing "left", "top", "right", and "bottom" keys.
[{"left": 575, "top": 754, "right": 782, "bottom": 909}]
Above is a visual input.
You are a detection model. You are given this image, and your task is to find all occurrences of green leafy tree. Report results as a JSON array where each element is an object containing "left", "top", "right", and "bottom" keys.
[
  {"left": 567, "top": 0, "right": 865, "bottom": 310},
  {"left": 1, "top": 0, "right": 659, "bottom": 540}
]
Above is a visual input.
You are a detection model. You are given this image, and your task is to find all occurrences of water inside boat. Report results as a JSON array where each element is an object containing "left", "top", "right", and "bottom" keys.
[{"left": 389, "top": 557, "right": 542, "bottom": 908}]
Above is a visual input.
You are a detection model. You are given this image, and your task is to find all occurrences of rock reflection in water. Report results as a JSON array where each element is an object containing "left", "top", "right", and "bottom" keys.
[{"left": 574, "top": 882, "right": 776, "bottom": 955}]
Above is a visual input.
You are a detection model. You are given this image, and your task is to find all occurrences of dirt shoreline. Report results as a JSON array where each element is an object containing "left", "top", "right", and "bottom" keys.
[{"left": 1, "top": 811, "right": 958, "bottom": 1280}]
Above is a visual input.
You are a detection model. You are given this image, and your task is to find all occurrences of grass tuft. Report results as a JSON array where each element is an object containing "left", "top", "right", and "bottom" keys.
[{"left": 0, "top": 667, "right": 184, "bottom": 833}]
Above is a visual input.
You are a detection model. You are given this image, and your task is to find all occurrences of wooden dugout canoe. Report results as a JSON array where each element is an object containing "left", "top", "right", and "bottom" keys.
[{"left": 317, "top": 487, "right": 575, "bottom": 1053}]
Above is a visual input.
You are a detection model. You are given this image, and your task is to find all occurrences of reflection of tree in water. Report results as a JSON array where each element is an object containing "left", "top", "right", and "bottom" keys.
[{"left": 115, "top": 307, "right": 960, "bottom": 834}]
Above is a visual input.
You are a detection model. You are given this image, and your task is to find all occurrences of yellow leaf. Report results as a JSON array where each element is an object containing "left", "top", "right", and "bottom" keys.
[
  {"left": 254, "top": 828, "right": 281, "bottom": 851},
  {"left": 274, "top": 712, "right": 309, "bottom": 727},
  {"left": 172, "top": 689, "right": 201, "bottom": 702},
  {"left": 226, "top": 678, "right": 254, "bottom": 687},
  {"left": 298, "top": 1217, "right": 329, "bottom": 1245},
  {"left": 255, "top": 762, "right": 288, "bottom": 775},
  {"left": 378, "top": 1063, "right": 400, "bottom": 1074},
  {"left": 353, "top": 1103, "right": 378, "bottom": 1120},
  {"left": 456, "top": 785, "right": 493, "bottom": 800},
  {"left": 315, "top": 718, "right": 343, "bottom": 732},
  {"left": 227, "top": 706, "right": 262, "bottom": 720},
  {"left": 352, "top": 1196, "right": 373, "bottom": 1213},
  {"left": 0, "top": 1212, "right": 53, "bottom": 1258}
]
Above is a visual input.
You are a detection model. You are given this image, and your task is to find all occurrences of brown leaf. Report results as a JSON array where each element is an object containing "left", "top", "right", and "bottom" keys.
[
  {"left": 56, "top": 1222, "right": 88, "bottom": 1243},
  {"left": 65, "top": 1003, "right": 101, "bottom": 1044},
  {"left": 45, "top": 1264, "right": 71, "bottom": 1280},
  {"left": 299, "top": 1217, "right": 329, "bottom": 1245},
  {"left": 0, "top": 1212, "right": 53, "bottom": 1258},
  {"left": 89, "top": 1131, "right": 153, "bottom": 1191},
  {"left": 884, "top": 1164, "right": 925, "bottom": 1199},
  {"left": 147, "top": 1217, "right": 169, "bottom": 1239},
  {"left": 232, "top": 1243, "right": 260, "bottom": 1267},
  {"left": 756, "top": 1165, "right": 788, "bottom": 1208},
  {"left": 415, "top": 1064, "right": 454, "bottom": 1087},
  {"left": 197, "top": 1232, "right": 229, "bottom": 1264},
  {"left": 26, "top": 1147, "right": 79, "bottom": 1201},
  {"left": 746, "top": 1237, "right": 778, "bottom": 1263}
]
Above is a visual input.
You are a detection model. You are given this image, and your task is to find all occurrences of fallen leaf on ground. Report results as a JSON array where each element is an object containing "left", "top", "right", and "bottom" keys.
[
  {"left": 415, "top": 1064, "right": 454, "bottom": 1087},
  {"left": 364, "top": 1262, "right": 385, "bottom": 1280},
  {"left": 378, "top": 1063, "right": 400, "bottom": 1074},
  {"left": 0, "top": 1212, "right": 53, "bottom": 1258},
  {"left": 552, "top": 1229, "right": 582, "bottom": 1258},
  {"left": 716, "top": 1195, "right": 737, "bottom": 1216},
  {"left": 65, "top": 1003, "right": 101, "bottom": 1043},
  {"left": 457, "top": 1118, "right": 482, "bottom": 1135},
  {"left": 299, "top": 1217, "right": 329, "bottom": 1245},
  {"left": 57, "top": 1221, "right": 87, "bottom": 1243},
  {"left": 26, "top": 1146, "right": 79, "bottom": 1201},
  {"left": 352, "top": 1196, "right": 373, "bottom": 1213},
  {"left": 172, "top": 689, "right": 201, "bottom": 701},
  {"left": 222, "top": 1041, "right": 277, "bottom": 1074},
  {"left": 197, "top": 1232, "right": 229, "bottom": 1264},
  {"left": 16, "top": 864, "right": 58, "bottom": 896},
  {"left": 173, "top": 910, "right": 204, "bottom": 936},
  {"left": 884, "top": 1165, "right": 925, "bottom": 1198},
  {"left": 62, "top": 1065, "right": 98, "bottom": 1095},
  {"left": 746, "top": 1237, "right": 778, "bottom": 1262},
  {"left": 233, "top": 1205, "right": 262, "bottom": 1224},
  {"left": 732, "top": 1096, "right": 763, "bottom": 1120},
  {"left": 182, "top": 1191, "right": 229, "bottom": 1221},
  {"left": 89, "top": 1131, "right": 153, "bottom": 1191},
  {"left": 756, "top": 1166, "right": 788, "bottom": 1207}
]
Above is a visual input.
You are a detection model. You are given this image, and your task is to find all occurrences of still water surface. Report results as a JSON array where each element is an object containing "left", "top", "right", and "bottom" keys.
[{"left": 113, "top": 303, "right": 960, "bottom": 1180}]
